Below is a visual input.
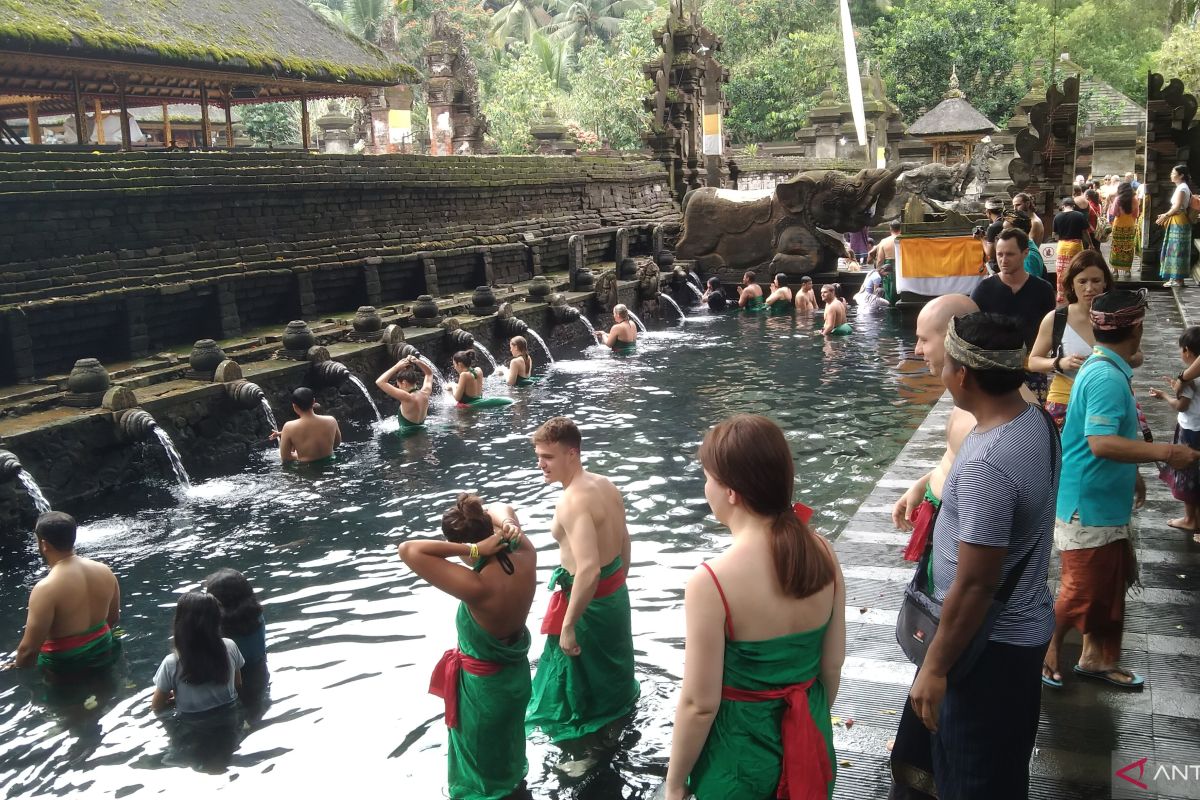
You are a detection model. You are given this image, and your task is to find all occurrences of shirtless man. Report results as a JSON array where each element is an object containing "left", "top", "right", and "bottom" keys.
[
  {"left": 526, "top": 417, "right": 638, "bottom": 744},
  {"left": 875, "top": 221, "right": 902, "bottom": 270},
  {"left": 273, "top": 387, "right": 342, "bottom": 464},
  {"left": 375, "top": 355, "right": 434, "bottom": 432},
  {"left": 821, "top": 284, "right": 850, "bottom": 336},
  {"left": 891, "top": 294, "right": 981, "bottom": 547},
  {"left": 8, "top": 512, "right": 121, "bottom": 672},
  {"left": 737, "top": 270, "right": 764, "bottom": 309},
  {"left": 1013, "top": 192, "right": 1045, "bottom": 245},
  {"left": 795, "top": 275, "right": 818, "bottom": 312}
]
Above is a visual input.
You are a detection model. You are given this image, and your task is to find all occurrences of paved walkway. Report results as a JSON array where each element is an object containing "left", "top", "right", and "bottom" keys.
[{"left": 829, "top": 293, "right": 1200, "bottom": 800}]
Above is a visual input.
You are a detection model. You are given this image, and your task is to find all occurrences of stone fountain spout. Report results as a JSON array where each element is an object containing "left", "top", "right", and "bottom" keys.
[
  {"left": 116, "top": 409, "right": 158, "bottom": 442},
  {"left": 312, "top": 359, "right": 350, "bottom": 387},
  {"left": 496, "top": 303, "right": 529, "bottom": 337},
  {"left": 0, "top": 449, "right": 22, "bottom": 483},
  {"left": 549, "top": 294, "right": 581, "bottom": 324},
  {"left": 225, "top": 380, "right": 266, "bottom": 409}
]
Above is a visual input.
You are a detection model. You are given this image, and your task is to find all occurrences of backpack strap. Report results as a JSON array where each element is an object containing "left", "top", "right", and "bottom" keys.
[
  {"left": 1051, "top": 306, "right": 1069, "bottom": 359},
  {"left": 995, "top": 406, "right": 1060, "bottom": 604}
]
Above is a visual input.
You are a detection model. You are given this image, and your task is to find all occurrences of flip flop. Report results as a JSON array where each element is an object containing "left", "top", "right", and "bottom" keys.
[
  {"left": 1073, "top": 665, "right": 1145, "bottom": 691},
  {"left": 1041, "top": 663, "right": 1063, "bottom": 689}
]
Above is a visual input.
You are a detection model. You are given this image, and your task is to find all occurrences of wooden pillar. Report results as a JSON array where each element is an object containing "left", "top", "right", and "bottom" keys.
[
  {"left": 115, "top": 75, "right": 132, "bottom": 149},
  {"left": 199, "top": 83, "right": 211, "bottom": 150},
  {"left": 26, "top": 101, "right": 41, "bottom": 144},
  {"left": 300, "top": 96, "right": 311, "bottom": 151},
  {"left": 71, "top": 75, "right": 86, "bottom": 146},
  {"left": 221, "top": 86, "right": 234, "bottom": 148},
  {"left": 162, "top": 102, "right": 172, "bottom": 146},
  {"left": 93, "top": 98, "right": 105, "bottom": 144}
]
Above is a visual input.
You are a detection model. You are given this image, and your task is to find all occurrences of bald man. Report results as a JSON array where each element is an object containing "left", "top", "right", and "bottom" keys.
[{"left": 892, "top": 294, "right": 982, "bottom": 546}]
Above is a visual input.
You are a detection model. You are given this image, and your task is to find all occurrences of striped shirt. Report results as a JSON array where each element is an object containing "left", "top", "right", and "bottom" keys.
[{"left": 932, "top": 404, "right": 1058, "bottom": 647}]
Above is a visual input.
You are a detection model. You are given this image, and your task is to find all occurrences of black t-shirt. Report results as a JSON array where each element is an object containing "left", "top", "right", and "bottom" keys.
[
  {"left": 970, "top": 274, "right": 1057, "bottom": 349},
  {"left": 707, "top": 290, "right": 728, "bottom": 311},
  {"left": 985, "top": 218, "right": 1005, "bottom": 244},
  {"left": 1053, "top": 209, "right": 1089, "bottom": 241}
]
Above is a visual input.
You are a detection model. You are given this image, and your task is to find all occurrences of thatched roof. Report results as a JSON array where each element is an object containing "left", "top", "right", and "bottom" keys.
[
  {"left": 907, "top": 97, "right": 998, "bottom": 137},
  {"left": 0, "top": 0, "right": 415, "bottom": 86}
]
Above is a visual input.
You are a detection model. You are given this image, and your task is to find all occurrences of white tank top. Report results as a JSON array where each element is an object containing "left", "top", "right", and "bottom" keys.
[{"left": 1060, "top": 321, "right": 1092, "bottom": 379}]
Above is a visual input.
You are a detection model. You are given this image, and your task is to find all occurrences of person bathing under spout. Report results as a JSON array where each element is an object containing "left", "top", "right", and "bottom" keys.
[
  {"left": 272, "top": 387, "right": 342, "bottom": 464},
  {"left": 526, "top": 417, "right": 639, "bottom": 750},
  {"left": 399, "top": 494, "right": 536, "bottom": 800},
  {"left": 506, "top": 336, "right": 537, "bottom": 387},
  {"left": 376, "top": 355, "right": 434, "bottom": 434},
  {"left": 595, "top": 304, "right": 637, "bottom": 353}
]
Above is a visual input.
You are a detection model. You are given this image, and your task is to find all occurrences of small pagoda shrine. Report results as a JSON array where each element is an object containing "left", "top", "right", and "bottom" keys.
[{"left": 907, "top": 67, "right": 998, "bottom": 165}]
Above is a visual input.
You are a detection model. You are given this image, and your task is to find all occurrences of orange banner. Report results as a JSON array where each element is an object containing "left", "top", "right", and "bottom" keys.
[{"left": 896, "top": 236, "right": 984, "bottom": 278}]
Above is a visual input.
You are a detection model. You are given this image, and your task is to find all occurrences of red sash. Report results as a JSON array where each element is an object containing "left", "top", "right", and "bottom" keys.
[
  {"left": 39, "top": 622, "right": 111, "bottom": 653},
  {"left": 428, "top": 648, "right": 502, "bottom": 729},
  {"left": 540, "top": 568, "right": 628, "bottom": 636},
  {"left": 902, "top": 499, "right": 938, "bottom": 562},
  {"left": 721, "top": 677, "right": 833, "bottom": 800}
]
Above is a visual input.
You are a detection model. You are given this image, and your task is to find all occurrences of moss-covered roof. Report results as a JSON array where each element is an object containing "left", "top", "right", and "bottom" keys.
[{"left": 0, "top": 0, "right": 416, "bottom": 86}]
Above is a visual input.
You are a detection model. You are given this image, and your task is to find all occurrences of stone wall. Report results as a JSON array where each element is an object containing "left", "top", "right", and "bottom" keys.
[{"left": 0, "top": 151, "right": 677, "bottom": 382}]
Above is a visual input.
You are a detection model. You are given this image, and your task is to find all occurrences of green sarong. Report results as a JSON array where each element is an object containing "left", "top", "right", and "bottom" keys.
[
  {"left": 526, "top": 557, "right": 638, "bottom": 743},
  {"left": 742, "top": 295, "right": 766, "bottom": 312},
  {"left": 430, "top": 603, "right": 531, "bottom": 800},
  {"left": 397, "top": 410, "right": 426, "bottom": 435},
  {"left": 514, "top": 376, "right": 538, "bottom": 387},
  {"left": 881, "top": 260, "right": 898, "bottom": 305},
  {"left": 38, "top": 620, "right": 120, "bottom": 673},
  {"left": 612, "top": 340, "right": 637, "bottom": 356},
  {"left": 458, "top": 396, "right": 514, "bottom": 409},
  {"left": 767, "top": 300, "right": 793, "bottom": 316},
  {"left": 688, "top": 622, "right": 836, "bottom": 799},
  {"left": 829, "top": 322, "right": 853, "bottom": 336}
]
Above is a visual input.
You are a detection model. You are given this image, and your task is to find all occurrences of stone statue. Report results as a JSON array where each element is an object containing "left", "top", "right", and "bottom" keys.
[
  {"left": 676, "top": 163, "right": 915, "bottom": 275},
  {"left": 884, "top": 143, "right": 1002, "bottom": 218}
]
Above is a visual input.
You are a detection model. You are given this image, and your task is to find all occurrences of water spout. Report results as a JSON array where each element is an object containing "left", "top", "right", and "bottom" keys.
[
  {"left": 0, "top": 450, "right": 20, "bottom": 483},
  {"left": 688, "top": 270, "right": 703, "bottom": 290},
  {"left": 18, "top": 470, "right": 51, "bottom": 514},
  {"left": 684, "top": 282, "right": 704, "bottom": 304},
  {"left": 472, "top": 341, "right": 500, "bottom": 374},
  {"left": 417, "top": 356, "right": 446, "bottom": 392},
  {"left": 627, "top": 311, "right": 647, "bottom": 332},
  {"left": 658, "top": 293, "right": 687, "bottom": 323},
  {"left": 151, "top": 426, "right": 192, "bottom": 489},
  {"left": 526, "top": 329, "right": 555, "bottom": 364},
  {"left": 312, "top": 360, "right": 350, "bottom": 387},
  {"left": 347, "top": 375, "right": 383, "bottom": 422},
  {"left": 259, "top": 398, "right": 279, "bottom": 432},
  {"left": 576, "top": 316, "right": 598, "bottom": 340}
]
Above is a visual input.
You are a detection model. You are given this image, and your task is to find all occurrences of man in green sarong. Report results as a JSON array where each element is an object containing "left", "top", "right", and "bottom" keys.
[
  {"left": 7, "top": 512, "right": 121, "bottom": 674},
  {"left": 737, "top": 270, "right": 765, "bottom": 311},
  {"left": 527, "top": 417, "right": 638, "bottom": 743}
]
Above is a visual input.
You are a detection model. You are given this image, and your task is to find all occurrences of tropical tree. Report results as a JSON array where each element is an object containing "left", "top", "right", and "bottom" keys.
[
  {"left": 241, "top": 103, "right": 301, "bottom": 146},
  {"left": 481, "top": 45, "right": 565, "bottom": 152},
  {"left": 547, "top": 0, "right": 656, "bottom": 51},
  {"left": 563, "top": 19, "right": 653, "bottom": 147},
  {"left": 1155, "top": 21, "right": 1200, "bottom": 95},
  {"left": 489, "top": 0, "right": 553, "bottom": 49},
  {"left": 530, "top": 30, "right": 573, "bottom": 89}
]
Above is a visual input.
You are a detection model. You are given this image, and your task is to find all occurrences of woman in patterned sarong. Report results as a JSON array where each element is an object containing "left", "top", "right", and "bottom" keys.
[
  {"left": 1157, "top": 163, "right": 1193, "bottom": 288},
  {"left": 1108, "top": 182, "right": 1139, "bottom": 280}
]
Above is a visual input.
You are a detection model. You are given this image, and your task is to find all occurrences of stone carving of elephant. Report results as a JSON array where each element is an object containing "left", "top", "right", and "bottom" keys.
[{"left": 675, "top": 163, "right": 915, "bottom": 276}]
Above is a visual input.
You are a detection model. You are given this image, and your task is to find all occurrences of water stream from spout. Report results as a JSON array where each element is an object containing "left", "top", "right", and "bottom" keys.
[
  {"left": 526, "top": 329, "right": 555, "bottom": 364},
  {"left": 627, "top": 311, "right": 648, "bottom": 333},
  {"left": 472, "top": 341, "right": 500, "bottom": 376},
  {"left": 685, "top": 282, "right": 704, "bottom": 304},
  {"left": 150, "top": 425, "right": 192, "bottom": 489},
  {"left": 417, "top": 356, "right": 446, "bottom": 392},
  {"left": 576, "top": 316, "right": 598, "bottom": 341},
  {"left": 659, "top": 293, "right": 687, "bottom": 323},
  {"left": 688, "top": 270, "right": 703, "bottom": 290},
  {"left": 17, "top": 469, "right": 51, "bottom": 514},
  {"left": 347, "top": 375, "right": 383, "bottom": 422},
  {"left": 259, "top": 398, "right": 279, "bottom": 432}
]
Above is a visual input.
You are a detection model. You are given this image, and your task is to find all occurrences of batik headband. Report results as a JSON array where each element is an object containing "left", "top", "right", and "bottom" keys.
[
  {"left": 944, "top": 316, "right": 1027, "bottom": 371},
  {"left": 1089, "top": 289, "right": 1148, "bottom": 331}
]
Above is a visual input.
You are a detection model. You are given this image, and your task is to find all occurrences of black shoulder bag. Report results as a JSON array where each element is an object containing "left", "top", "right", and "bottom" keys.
[{"left": 895, "top": 406, "right": 1060, "bottom": 680}]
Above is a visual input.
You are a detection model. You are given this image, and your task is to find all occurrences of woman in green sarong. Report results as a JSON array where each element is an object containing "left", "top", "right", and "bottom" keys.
[
  {"left": 764, "top": 273, "right": 794, "bottom": 314},
  {"left": 450, "top": 350, "right": 513, "bottom": 410},
  {"left": 594, "top": 304, "right": 637, "bottom": 354},
  {"left": 376, "top": 355, "right": 434, "bottom": 433},
  {"left": 398, "top": 494, "right": 537, "bottom": 800},
  {"left": 1157, "top": 163, "right": 1193, "bottom": 288},
  {"left": 505, "top": 336, "right": 537, "bottom": 387},
  {"left": 664, "top": 415, "right": 846, "bottom": 800}
]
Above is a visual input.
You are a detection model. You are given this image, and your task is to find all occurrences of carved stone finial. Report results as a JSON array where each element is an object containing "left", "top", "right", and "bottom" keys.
[{"left": 944, "top": 65, "right": 965, "bottom": 100}]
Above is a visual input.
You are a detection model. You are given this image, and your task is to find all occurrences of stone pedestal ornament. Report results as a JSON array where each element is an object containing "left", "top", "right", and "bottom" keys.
[
  {"left": 186, "top": 339, "right": 226, "bottom": 381},
  {"left": 279, "top": 320, "right": 317, "bottom": 360},
  {"left": 528, "top": 276, "right": 552, "bottom": 299},
  {"left": 471, "top": 286, "right": 498, "bottom": 316},
  {"left": 348, "top": 306, "right": 385, "bottom": 342},
  {"left": 64, "top": 358, "right": 111, "bottom": 408},
  {"left": 412, "top": 295, "right": 444, "bottom": 326}
]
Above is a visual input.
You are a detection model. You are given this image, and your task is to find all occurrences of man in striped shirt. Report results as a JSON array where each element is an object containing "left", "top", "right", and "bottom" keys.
[{"left": 891, "top": 312, "right": 1059, "bottom": 800}]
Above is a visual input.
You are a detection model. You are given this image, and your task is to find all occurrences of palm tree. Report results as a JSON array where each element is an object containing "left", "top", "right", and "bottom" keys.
[
  {"left": 547, "top": 0, "right": 654, "bottom": 50},
  {"left": 489, "top": 0, "right": 553, "bottom": 50},
  {"left": 530, "top": 30, "right": 573, "bottom": 88},
  {"left": 308, "top": 0, "right": 398, "bottom": 44}
]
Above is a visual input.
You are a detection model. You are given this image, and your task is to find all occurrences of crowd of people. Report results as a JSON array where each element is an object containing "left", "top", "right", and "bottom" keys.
[{"left": 5, "top": 183, "right": 1199, "bottom": 799}]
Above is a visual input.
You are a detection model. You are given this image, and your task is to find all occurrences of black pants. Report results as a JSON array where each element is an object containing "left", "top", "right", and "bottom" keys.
[{"left": 890, "top": 639, "right": 1048, "bottom": 800}]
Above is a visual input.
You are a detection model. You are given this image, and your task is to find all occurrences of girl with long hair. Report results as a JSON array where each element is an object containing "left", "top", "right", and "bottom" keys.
[
  {"left": 505, "top": 336, "right": 536, "bottom": 387},
  {"left": 664, "top": 415, "right": 846, "bottom": 800},
  {"left": 398, "top": 494, "right": 536, "bottom": 800},
  {"left": 151, "top": 591, "right": 244, "bottom": 714},
  {"left": 203, "top": 568, "right": 267, "bottom": 701},
  {"left": 449, "top": 350, "right": 512, "bottom": 409},
  {"left": 595, "top": 304, "right": 637, "bottom": 352}
]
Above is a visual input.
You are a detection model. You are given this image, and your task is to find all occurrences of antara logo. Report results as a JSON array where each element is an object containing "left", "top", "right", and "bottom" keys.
[
  {"left": 1113, "top": 755, "right": 1200, "bottom": 795},
  {"left": 1115, "top": 758, "right": 1148, "bottom": 790}
]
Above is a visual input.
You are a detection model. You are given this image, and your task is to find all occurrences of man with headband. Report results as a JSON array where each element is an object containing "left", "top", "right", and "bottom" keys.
[
  {"left": 891, "top": 313, "right": 1058, "bottom": 800},
  {"left": 1046, "top": 290, "right": 1200, "bottom": 691}
]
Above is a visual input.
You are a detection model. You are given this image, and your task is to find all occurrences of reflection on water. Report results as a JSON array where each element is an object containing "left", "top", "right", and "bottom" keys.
[{"left": 0, "top": 307, "right": 941, "bottom": 797}]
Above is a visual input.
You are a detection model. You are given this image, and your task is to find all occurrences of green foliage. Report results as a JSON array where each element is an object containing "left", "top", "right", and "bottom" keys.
[
  {"left": 561, "top": 19, "right": 653, "bottom": 148},
  {"left": 868, "top": 0, "right": 1023, "bottom": 124},
  {"left": 481, "top": 45, "right": 564, "bottom": 152},
  {"left": 1052, "top": 0, "right": 1163, "bottom": 100},
  {"left": 1155, "top": 22, "right": 1200, "bottom": 96},
  {"left": 241, "top": 102, "right": 301, "bottom": 146}
]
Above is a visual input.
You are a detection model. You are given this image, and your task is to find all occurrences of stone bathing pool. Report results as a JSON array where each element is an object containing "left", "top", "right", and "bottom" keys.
[{"left": 0, "top": 306, "right": 941, "bottom": 798}]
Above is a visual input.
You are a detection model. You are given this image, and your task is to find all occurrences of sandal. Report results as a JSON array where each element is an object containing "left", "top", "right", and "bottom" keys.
[
  {"left": 1041, "top": 663, "right": 1063, "bottom": 689},
  {"left": 1073, "top": 664, "right": 1145, "bottom": 691}
]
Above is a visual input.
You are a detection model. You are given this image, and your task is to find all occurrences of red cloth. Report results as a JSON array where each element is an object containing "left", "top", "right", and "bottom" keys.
[
  {"left": 39, "top": 622, "right": 110, "bottom": 653},
  {"left": 902, "top": 499, "right": 937, "bottom": 562},
  {"left": 428, "top": 648, "right": 502, "bottom": 728},
  {"left": 1054, "top": 539, "right": 1134, "bottom": 665},
  {"left": 540, "top": 567, "right": 627, "bottom": 636},
  {"left": 722, "top": 677, "right": 833, "bottom": 800}
]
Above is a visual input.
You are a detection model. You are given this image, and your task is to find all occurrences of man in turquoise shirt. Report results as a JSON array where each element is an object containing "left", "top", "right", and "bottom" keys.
[{"left": 1045, "top": 290, "right": 1199, "bottom": 691}]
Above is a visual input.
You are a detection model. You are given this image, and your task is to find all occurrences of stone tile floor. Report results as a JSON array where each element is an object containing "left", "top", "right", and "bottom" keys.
[{"left": 828, "top": 292, "right": 1200, "bottom": 800}]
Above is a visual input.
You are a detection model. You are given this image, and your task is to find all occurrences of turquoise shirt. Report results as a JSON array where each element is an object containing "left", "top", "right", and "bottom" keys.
[
  {"left": 1056, "top": 345, "right": 1138, "bottom": 526},
  {"left": 1023, "top": 248, "right": 1046, "bottom": 280}
]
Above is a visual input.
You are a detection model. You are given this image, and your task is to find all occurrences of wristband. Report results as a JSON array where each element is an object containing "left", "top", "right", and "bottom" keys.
[{"left": 1053, "top": 356, "right": 1061, "bottom": 374}]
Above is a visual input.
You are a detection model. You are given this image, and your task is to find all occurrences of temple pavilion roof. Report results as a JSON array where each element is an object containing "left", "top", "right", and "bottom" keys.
[{"left": 907, "top": 67, "right": 999, "bottom": 138}]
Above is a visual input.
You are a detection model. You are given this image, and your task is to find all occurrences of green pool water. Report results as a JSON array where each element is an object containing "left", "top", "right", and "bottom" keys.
[{"left": 0, "top": 306, "right": 941, "bottom": 798}]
